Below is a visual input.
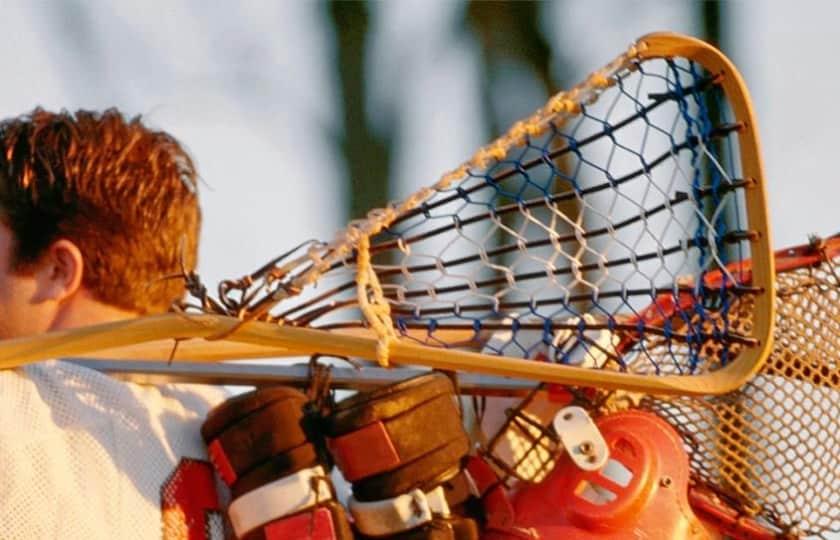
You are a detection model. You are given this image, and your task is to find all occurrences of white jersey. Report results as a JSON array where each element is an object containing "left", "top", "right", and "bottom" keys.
[{"left": 0, "top": 360, "right": 230, "bottom": 540}]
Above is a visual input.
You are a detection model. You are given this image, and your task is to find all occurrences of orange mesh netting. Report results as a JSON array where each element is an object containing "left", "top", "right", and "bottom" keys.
[{"left": 639, "top": 237, "right": 839, "bottom": 538}]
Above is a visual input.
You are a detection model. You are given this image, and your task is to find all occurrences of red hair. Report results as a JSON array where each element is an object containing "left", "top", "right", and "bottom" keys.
[{"left": 0, "top": 108, "right": 200, "bottom": 314}]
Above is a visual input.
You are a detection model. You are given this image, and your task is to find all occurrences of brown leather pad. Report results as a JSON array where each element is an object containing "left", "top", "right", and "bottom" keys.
[
  {"left": 210, "top": 398, "right": 311, "bottom": 479},
  {"left": 326, "top": 373, "right": 455, "bottom": 435},
  {"left": 327, "top": 372, "right": 468, "bottom": 492},
  {"left": 352, "top": 435, "right": 470, "bottom": 501},
  {"left": 202, "top": 386, "right": 308, "bottom": 442},
  {"left": 231, "top": 442, "right": 321, "bottom": 499}
]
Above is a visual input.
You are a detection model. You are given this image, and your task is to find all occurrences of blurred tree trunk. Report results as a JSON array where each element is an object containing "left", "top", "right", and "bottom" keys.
[
  {"left": 326, "top": 1, "right": 391, "bottom": 221},
  {"left": 465, "top": 1, "right": 555, "bottom": 135},
  {"left": 698, "top": 0, "right": 736, "bottom": 262},
  {"left": 700, "top": 0, "right": 723, "bottom": 48},
  {"left": 463, "top": 2, "right": 582, "bottom": 306}
]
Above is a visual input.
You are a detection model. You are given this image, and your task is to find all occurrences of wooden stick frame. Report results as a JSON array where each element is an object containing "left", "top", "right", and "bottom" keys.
[{"left": 0, "top": 33, "right": 775, "bottom": 396}]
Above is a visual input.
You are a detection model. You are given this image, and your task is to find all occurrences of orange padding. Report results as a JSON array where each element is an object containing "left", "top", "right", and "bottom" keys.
[
  {"left": 510, "top": 410, "right": 708, "bottom": 539},
  {"left": 326, "top": 421, "right": 401, "bottom": 482},
  {"left": 689, "top": 487, "right": 778, "bottom": 540}
]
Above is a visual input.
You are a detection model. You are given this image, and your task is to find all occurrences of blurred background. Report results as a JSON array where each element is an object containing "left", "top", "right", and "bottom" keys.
[{"left": 0, "top": 0, "right": 835, "bottom": 286}]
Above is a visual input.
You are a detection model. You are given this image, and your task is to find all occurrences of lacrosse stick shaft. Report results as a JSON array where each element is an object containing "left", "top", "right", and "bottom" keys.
[
  {"left": 0, "top": 312, "right": 762, "bottom": 395},
  {"left": 67, "top": 359, "right": 536, "bottom": 396}
]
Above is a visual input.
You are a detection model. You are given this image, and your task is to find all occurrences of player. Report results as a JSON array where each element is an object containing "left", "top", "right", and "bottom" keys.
[{"left": 0, "top": 109, "right": 227, "bottom": 539}]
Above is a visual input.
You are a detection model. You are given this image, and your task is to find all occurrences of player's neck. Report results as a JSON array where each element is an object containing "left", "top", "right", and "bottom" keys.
[{"left": 48, "top": 289, "right": 140, "bottom": 332}]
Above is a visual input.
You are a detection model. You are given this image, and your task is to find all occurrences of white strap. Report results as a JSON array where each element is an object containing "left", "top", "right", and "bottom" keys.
[
  {"left": 349, "top": 485, "right": 451, "bottom": 536},
  {"left": 227, "top": 465, "right": 333, "bottom": 537}
]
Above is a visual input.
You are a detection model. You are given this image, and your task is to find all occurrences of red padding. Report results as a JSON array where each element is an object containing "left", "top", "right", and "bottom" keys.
[
  {"left": 262, "top": 507, "right": 336, "bottom": 540},
  {"left": 466, "top": 456, "right": 515, "bottom": 529},
  {"left": 208, "top": 438, "right": 238, "bottom": 486},
  {"left": 326, "top": 421, "right": 400, "bottom": 482},
  {"left": 465, "top": 455, "right": 498, "bottom": 494},
  {"left": 689, "top": 487, "right": 778, "bottom": 540}
]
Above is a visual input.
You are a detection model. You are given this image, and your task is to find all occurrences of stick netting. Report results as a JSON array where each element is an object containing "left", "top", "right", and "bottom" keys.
[
  {"left": 199, "top": 41, "right": 764, "bottom": 381},
  {"left": 636, "top": 240, "right": 839, "bottom": 538}
]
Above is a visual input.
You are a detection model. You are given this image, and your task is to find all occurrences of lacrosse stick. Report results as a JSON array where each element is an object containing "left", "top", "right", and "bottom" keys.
[{"left": 0, "top": 32, "right": 774, "bottom": 396}]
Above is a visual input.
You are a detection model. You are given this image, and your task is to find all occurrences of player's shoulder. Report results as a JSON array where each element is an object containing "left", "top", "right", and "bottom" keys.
[
  {"left": 0, "top": 360, "right": 230, "bottom": 539},
  {"left": 0, "top": 359, "right": 230, "bottom": 437}
]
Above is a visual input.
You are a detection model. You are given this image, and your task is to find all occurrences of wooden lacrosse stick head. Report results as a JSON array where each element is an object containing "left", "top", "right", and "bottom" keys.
[{"left": 0, "top": 32, "right": 774, "bottom": 397}]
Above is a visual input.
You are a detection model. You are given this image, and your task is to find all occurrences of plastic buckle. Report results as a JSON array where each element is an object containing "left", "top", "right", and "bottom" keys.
[{"left": 552, "top": 406, "right": 608, "bottom": 471}]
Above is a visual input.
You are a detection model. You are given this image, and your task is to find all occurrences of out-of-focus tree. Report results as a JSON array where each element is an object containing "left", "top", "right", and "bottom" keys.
[
  {"left": 463, "top": 1, "right": 555, "bottom": 136},
  {"left": 697, "top": 0, "right": 737, "bottom": 261},
  {"left": 699, "top": 0, "right": 724, "bottom": 48},
  {"left": 326, "top": 1, "right": 391, "bottom": 221},
  {"left": 462, "top": 2, "right": 583, "bottom": 301}
]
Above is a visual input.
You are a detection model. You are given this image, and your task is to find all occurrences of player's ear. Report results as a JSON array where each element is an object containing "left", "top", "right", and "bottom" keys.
[{"left": 32, "top": 239, "right": 84, "bottom": 303}]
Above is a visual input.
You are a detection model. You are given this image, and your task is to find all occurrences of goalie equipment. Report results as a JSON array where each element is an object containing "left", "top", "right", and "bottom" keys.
[
  {"left": 201, "top": 386, "right": 315, "bottom": 487},
  {"left": 226, "top": 465, "right": 333, "bottom": 537},
  {"left": 325, "top": 372, "right": 479, "bottom": 538},
  {"left": 325, "top": 372, "right": 470, "bottom": 498},
  {"left": 201, "top": 386, "right": 352, "bottom": 540},
  {"left": 237, "top": 502, "right": 349, "bottom": 540}
]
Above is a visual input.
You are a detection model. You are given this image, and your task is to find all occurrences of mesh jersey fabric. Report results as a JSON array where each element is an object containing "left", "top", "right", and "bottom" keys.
[{"left": 0, "top": 360, "right": 230, "bottom": 539}]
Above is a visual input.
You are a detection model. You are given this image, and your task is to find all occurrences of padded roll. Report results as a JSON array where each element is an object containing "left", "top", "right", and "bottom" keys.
[
  {"left": 202, "top": 386, "right": 351, "bottom": 539},
  {"left": 326, "top": 372, "right": 469, "bottom": 495},
  {"left": 326, "top": 373, "right": 454, "bottom": 434},
  {"left": 208, "top": 397, "right": 311, "bottom": 481},
  {"left": 231, "top": 442, "right": 321, "bottom": 499},
  {"left": 202, "top": 386, "right": 308, "bottom": 441},
  {"left": 351, "top": 438, "right": 469, "bottom": 501}
]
